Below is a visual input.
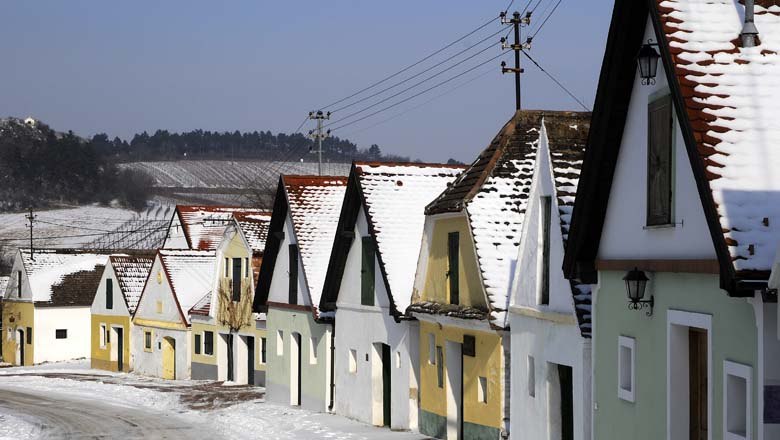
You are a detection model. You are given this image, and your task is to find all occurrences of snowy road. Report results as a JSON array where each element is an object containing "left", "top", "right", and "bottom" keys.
[{"left": 0, "top": 387, "right": 215, "bottom": 439}]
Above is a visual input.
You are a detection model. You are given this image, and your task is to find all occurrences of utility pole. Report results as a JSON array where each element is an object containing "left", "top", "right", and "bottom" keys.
[
  {"left": 25, "top": 207, "right": 36, "bottom": 261},
  {"left": 308, "top": 111, "right": 331, "bottom": 176},
  {"left": 500, "top": 11, "right": 532, "bottom": 110}
]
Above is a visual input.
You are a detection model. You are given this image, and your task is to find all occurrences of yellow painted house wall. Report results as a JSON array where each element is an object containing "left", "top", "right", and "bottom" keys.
[
  {"left": 419, "top": 320, "right": 504, "bottom": 430},
  {"left": 420, "top": 215, "right": 485, "bottom": 308},
  {"left": 1, "top": 300, "right": 34, "bottom": 366},
  {"left": 90, "top": 314, "right": 131, "bottom": 372},
  {"left": 191, "top": 320, "right": 267, "bottom": 372}
]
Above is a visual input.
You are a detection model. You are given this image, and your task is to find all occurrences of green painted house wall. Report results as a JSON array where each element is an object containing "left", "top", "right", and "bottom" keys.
[{"left": 593, "top": 270, "right": 759, "bottom": 440}]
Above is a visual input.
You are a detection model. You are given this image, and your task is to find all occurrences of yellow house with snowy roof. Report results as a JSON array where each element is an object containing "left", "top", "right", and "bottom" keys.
[
  {"left": 2, "top": 249, "right": 108, "bottom": 366},
  {"left": 132, "top": 249, "right": 215, "bottom": 380},
  {"left": 90, "top": 253, "right": 155, "bottom": 372},
  {"left": 190, "top": 212, "right": 271, "bottom": 385}
]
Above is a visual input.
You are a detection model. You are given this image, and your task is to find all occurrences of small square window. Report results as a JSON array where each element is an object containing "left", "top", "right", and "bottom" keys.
[
  {"left": 478, "top": 376, "right": 488, "bottom": 403},
  {"left": 156, "top": 300, "right": 163, "bottom": 314},
  {"left": 618, "top": 336, "right": 635, "bottom": 402},
  {"left": 277, "top": 330, "right": 284, "bottom": 356},
  {"left": 349, "top": 349, "right": 358, "bottom": 374},
  {"left": 528, "top": 355, "right": 535, "bottom": 397},
  {"left": 310, "top": 337, "right": 318, "bottom": 365},
  {"left": 723, "top": 360, "right": 752, "bottom": 440},
  {"left": 55, "top": 329, "right": 67, "bottom": 339}
]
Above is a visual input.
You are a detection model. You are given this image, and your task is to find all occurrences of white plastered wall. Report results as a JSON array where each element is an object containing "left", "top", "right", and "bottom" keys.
[{"left": 33, "top": 306, "right": 91, "bottom": 363}]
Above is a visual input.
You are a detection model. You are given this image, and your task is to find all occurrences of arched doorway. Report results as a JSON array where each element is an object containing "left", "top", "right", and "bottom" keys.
[
  {"left": 162, "top": 337, "right": 176, "bottom": 380},
  {"left": 16, "top": 329, "right": 24, "bottom": 366}
]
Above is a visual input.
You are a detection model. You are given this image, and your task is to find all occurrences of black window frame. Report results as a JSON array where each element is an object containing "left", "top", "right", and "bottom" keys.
[
  {"left": 106, "top": 278, "right": 113, "bottom": 310},
  {"left": 261, "top": 337, "right": 267, "bottom": 364},
  {"left": 55, "top": 329, "right": 67, "bottom": 339},
  {"left": 288, "top": 244, "right": 299, "bottom": 305},
  {"left": 144, "top": 331, "right": 152, "bottom": 350},
  {"left": 540, "top": 196, "right": 552, "bottom": 305},
  {"left": 436, "top": 345, "right": 444, "bottom": 388},
  {"left": 204, "top": 331, "right": 214, "bottom": 355},
  {"left": 447, "top": 232, "right": 460, "bottom": 305},
  {"left": 232, "top": 257, "right": 242, "bottom": 302},
  {"left": 17, "top": 270, "right": 22, "bottom": 298},
  {"left": 26, "top": 327, "right": 32, "bottom": 344},
  {"left": 361, "top": 236, "right": 376, "bottom": 306},
  {"left": 647, "top": 93, "right": 674, "bottom": 226},
  {"left": 194, "top": 334, "right": 202, "bottom": 355}
]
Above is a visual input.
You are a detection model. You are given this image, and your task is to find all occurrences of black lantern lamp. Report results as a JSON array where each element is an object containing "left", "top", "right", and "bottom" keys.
[
  {"left": 637, "top": 40, "right": 661, "bottom": 85},
  {"left": 624, "top": 268, "right": 653, "bottom": 316}
]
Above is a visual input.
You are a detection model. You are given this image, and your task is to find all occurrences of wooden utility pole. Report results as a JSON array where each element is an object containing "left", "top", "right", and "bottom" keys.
[
  {"left": 25, "top": 207, "right": 36, "bottom": 260},
  {"left": 500, "top": 11, "right": 532, "bottom": 110},
  {"left": 308, "top": 111, "right": 331, "bottom": 176}
]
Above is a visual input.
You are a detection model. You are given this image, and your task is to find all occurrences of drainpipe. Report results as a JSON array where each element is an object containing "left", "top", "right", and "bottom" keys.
[
  {"left": 328, "top": 319, "right": 336, "bottom": 412},
  {"left": 741, "top": 0, "right": 759, "bottom": 47}
]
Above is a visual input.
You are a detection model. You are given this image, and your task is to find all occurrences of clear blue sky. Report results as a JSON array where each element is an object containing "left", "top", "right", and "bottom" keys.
[{"left": 1, "top": 1, "right": 614, "bottom": 162}]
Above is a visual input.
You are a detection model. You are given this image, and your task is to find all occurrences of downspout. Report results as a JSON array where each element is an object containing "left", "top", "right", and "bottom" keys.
[
  {"left": 501, "top": 330, "right": 511, "bottom": 439},
  {"left": 741, "top": 0, "right": 759, "bottom": 47},
  {"left": 328, "top": 319, "right": 336, "bottom": 412}
]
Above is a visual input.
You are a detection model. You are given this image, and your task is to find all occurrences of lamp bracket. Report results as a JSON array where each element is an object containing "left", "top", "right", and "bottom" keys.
[{"left": 628, "top": 295, "right": 654, "bottom": 317}]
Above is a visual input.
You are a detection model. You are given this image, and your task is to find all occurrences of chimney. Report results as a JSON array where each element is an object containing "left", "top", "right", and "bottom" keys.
[{"left": 741, "top": 0, "right": 759, "bottom": 47}]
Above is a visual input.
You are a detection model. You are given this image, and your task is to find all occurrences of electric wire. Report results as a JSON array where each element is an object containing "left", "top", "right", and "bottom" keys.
[
  {"left": 329, "top": 49, "right": 510, "bottom": 132},
  {"left": 530, "top": 0, "right": 563, "bottom": 39},
  {"left": 325, "top": 43, "right": 501, "bottom": 130},
  {"left": 521, "top": 50, "right": 590, "bottom": 111},
  {"left": 329, "top": 25, "right": 507, "bottom": 114},
  {"left": 0, "top": 225, "right": 171, "bottom": 243},
  {"left": 317, "top": 16, "right": 500, "bottom": 112}
]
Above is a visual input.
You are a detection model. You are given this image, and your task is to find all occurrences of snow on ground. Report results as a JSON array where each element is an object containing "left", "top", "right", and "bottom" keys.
[{"left": 0, "top": 361, "right": 425, "bottom": 439}]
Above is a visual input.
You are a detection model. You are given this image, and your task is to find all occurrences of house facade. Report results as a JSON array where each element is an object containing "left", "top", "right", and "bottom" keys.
[
  {"left": 2, "top": 249, "right": 107, "bottom": 365},
  {"left": 407, "top": 111, "right": 568, "bottom": 439},
  {"left": 90, "top": 253, "right": 154, "bottom": 372},
  {"left": 190, "top": 213, "right": 271, "bottom": 385},
  {"left": 506, "top": 112, "right": 592, "bottom": 440},
  {"left": 319, "top": 162, "right": 464, "bottom": 430},
  {"left": 132, "top": 249, "right": 215, "bottom": 380},
  {"left": 564, "top": 1, "right": 780, "bottom": 439},
  {"left": 254, "top": 175, "right": 347, "bottom": 412}
]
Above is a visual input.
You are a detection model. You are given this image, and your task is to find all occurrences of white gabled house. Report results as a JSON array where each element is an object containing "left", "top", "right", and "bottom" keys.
[
  {"left": 253, "top": 175, "right": 347, "bottom": 412},
  {"left": 506, "top": 112, "right": 592, "bottom": 440},
  {"left": 318, "top": 162, "right": 464, "bottom": 430},
  {"left": 2, "top": 249, "right": 108, "bottom": 365},
  {"left": 163, "top": 205, "right": 268, "bottom": 251},
  {"left": 132, "top": 249, "right": 215, "bottom": 380}
]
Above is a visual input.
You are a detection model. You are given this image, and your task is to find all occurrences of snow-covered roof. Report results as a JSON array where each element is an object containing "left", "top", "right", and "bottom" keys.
[
  {"left": 19, "top": 249, "right": 109, "bottom": 304},
  {"left": 355, "top": 162, "right": 464, "bottom": 312},
  {"left": 175, "top": 206, "right": 267, "bottom": 251},
  {"left": 233, "top": 211, "right": 272, "bottom": 253},
  {"left": 284, "top": 175, "right": 348, "bottom": 311},
  {"left": 656, "top": 0, "right": 780, "bottom": 272},
  {"left": 188, "top": 291, "right": 212, "bottom": 316},
  {"left": 158, "top": 249, "right": 216, "bottom": 323},
  {"left": 109, "top": 254, "right": 155, "bottom": 313}
]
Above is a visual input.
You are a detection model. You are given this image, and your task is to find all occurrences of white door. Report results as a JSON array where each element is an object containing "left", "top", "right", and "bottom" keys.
[{"left": 445, "top": 341, "right": 462, "bottom": 440}]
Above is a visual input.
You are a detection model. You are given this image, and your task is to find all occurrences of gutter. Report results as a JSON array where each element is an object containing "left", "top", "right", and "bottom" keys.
[{"left": 328, "top": 318, "right": 336, "bottom": 412}]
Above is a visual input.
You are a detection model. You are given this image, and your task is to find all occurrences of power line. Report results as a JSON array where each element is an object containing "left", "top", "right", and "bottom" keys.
[
  {"left": 329, "top": 50, "right": 510, "bottom": 132},
  {"left": 0, "top": 226, "right": 170, "bottom": 243},
  {"left": 530, "top": 0, "right": 563, "bottom": 39},
  {"left": 317, "top": 16, "right": 499, "bottom": 112},
  {"left": 326, "top": 43, "right": 501, "bottom": 130},
  {"left": 330, "top": 25, "right": 507, "bottom": 114},
  {"left": 521, "top": 50, "right": 590, "bottom": 111}
]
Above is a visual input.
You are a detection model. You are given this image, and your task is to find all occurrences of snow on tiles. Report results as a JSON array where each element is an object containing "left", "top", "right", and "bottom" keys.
[
  {"left": 157, "top": 249, "right": 216, "bottom": 321},
  {"left": 284, "top": 175, "right": 348, "bottom": 309},
  {"left": 658, "top": 0, "right": 780, "bottom": 271},
  {"left": 356, "top": 162, "right": 465, "bottom": 311},
  {"left": 19, "top": 249, "right": 109, "bottom": 303},
  {"left": 166, "top": 205, "right": 269, "bottom": 251}
]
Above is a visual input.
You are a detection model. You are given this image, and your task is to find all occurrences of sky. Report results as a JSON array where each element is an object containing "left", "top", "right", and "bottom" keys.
[{"left": 1, "top": 1, "right": 614, "bottom": 163}]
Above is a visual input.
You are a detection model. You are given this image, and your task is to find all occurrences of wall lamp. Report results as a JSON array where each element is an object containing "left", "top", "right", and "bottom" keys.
[
  {"left": 624, "top": 268, "right": 653, "bottom": 316},
  {"left": 637, "top": 40, "right": 660, "bottom": 85}
]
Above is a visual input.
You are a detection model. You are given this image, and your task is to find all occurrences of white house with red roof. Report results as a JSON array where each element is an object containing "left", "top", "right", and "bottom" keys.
[
  {"left": 506, "top": 112, "right": 591, "bottom": 440},
  {"left": 563, "top": 1, "right": 780, "bottom": 438},
  {"left": 318, "top": 162, "right": 464, "bottom": 430},
  {"left": 253, "top": 175, "right": 347, "bottom": 412},
  {"left": 132, "top": 249, "right": 215, "bottom": 379}
]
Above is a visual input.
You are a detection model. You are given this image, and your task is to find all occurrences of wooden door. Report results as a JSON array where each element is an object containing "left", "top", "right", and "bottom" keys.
[
  {"left": 162, "top": 337, "right": 176, "bottom": 380},
  {"left": 382, "top": 344, "right": 391, "bottom": 427},
  {"left": 689, "top": 328, "right": 707, "bottom": 440},
  {"left": 247, "top": 336, "right": 255, "bottom": 385},
  {"left": 116, "top": 327, "right": 124, "bottom": 372}
]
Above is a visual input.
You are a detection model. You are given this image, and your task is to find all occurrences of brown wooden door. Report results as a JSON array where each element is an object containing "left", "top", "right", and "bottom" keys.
[{"left": 689, "top": 328, "right": 707, "bottom": 440}]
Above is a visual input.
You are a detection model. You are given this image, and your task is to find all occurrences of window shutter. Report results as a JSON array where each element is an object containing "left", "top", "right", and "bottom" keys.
[
  {"left": 194, "top": 334, "right": 201, "bottom": 355},
  {"left": 204, "top": 331, "right": 214, "bottom": 355},
  {"left": 647, "top": 94, "right": 674, "bottom": 226},
  {"left": 448, "top": 232, "right": 460, "bottom": 305},
  {"left": 288, "top": 244, "right": 298, "bottom": 304},
  {"left": 540, "top": 196, "right": 551, "bottom": 305},
  {"left": 361, "top": 237, "right": 376, "bottom": 306},
  {"left": 232, "top": 258, "right": 242, "bottom": 302},
  {"left": 106, "top": 279, "right": 113, "bottom": 310}
]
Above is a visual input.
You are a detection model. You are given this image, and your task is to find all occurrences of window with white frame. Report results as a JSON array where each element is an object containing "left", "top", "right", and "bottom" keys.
[
  {"left": 277, "top": 330, "right": 284, "bottom": 356},
  {"left": 478, "top": 376, "right": 488, "bottom": 403},
  {"left": 349, "top": 349, "right": 358, "bottom": 373},
  {"left": 528, "top": 355, "right": 535, "bottom": 397},
  {"left": 309, "top": 337, "right": 318, "bottom": 364},
  {"left": 100, "top": 324, "right": 107, "bottom": 348},
  {"left": 618, "top": 336, "right": 635, "bottom": 402},
  {"left": 723, "top": 360, "right": 751, "bottom": 440}
]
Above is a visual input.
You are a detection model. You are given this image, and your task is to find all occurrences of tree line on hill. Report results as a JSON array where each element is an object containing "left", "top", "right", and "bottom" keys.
[{"left": 0, "top": 117, "right": 411, "bottom": 213}]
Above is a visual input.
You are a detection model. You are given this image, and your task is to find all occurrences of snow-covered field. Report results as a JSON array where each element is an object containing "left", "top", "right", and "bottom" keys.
[{"left": 0, "top": 361, "right": 425, "bottom": 439}]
